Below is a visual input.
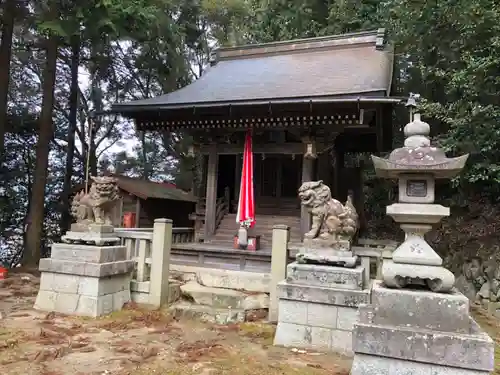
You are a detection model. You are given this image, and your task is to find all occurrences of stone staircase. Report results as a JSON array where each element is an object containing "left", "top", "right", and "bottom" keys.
[
  {"left": 169, "top": 268, "right": 270, "bottom": 324},
  {"left": 209, "top": 213, "right": 302, "bottom": 247}
]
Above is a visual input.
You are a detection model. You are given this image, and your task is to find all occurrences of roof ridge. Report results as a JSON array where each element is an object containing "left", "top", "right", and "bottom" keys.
[{"left": 214, "top": 28, "right": 387, "bottom": 62}]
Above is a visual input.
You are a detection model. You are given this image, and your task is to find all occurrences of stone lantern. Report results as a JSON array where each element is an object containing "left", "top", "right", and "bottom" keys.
[
  {"left": 371, "top": 110, "right": 468, "bottom": 292},
  {"left": 350, "top": 101, "right": 494, "bottom": 375}
]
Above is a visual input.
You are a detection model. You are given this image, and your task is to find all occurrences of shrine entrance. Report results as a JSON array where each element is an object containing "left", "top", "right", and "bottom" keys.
[{"left": 255, "top": 155, "right": 302, "bottom": 215}]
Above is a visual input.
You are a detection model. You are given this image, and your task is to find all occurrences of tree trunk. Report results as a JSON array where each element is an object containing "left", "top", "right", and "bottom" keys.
[
  {"left": 23, "top": 36, "right": 58, "bottom": 265},
  {"left": 0, "top": 0, "right": 16, "bottom": 164},
  {"left": 60, "top": 34, "right": 80, "bottom": 233}
]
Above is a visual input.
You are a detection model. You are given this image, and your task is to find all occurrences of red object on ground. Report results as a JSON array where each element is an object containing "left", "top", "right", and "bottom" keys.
[
  {"left": 123, "top": 212, "right": 136, "bottom": 228},
  {"left": 236, "top": 130, "right": 255, "bottom": 228},
  {"left": 0, "top": 267, "right": 7, "bottom": 280},
  {"left": 233, "top": 235, "right": 261, "bottom": 251}
]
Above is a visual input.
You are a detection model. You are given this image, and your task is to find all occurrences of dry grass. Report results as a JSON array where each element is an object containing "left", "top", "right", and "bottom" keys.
[
  {"left": 1, "top": 273, "right": 351, "bottom": 375},
  {"left": 472, "top": 307, "right": 500, "bottom": 374},
  {"left": 121, "top": 351, "right": 349, "bottom": 375}
]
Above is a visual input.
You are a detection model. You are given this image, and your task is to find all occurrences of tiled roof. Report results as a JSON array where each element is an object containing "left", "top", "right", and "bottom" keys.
[{"left": 112, "top": 29, "right": 394, "bottom": 112}]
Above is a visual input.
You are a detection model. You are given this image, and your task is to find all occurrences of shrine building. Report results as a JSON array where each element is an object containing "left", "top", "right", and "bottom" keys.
[{"left": 112, "top": 29, "right": 402, "bottom": 248}]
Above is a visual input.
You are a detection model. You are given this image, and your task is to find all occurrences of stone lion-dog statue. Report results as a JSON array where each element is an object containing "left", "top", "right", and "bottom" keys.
[
  {"left": 71, "top": 176, "right": 120, "bottom": 227},
  {"left": 298, "top": 180, "right": 359, "bottom": 243}
]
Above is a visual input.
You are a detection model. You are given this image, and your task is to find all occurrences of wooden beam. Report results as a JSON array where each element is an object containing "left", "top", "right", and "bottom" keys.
[{"left": 200, "top": 142, "right": 327, "bottom": 155}]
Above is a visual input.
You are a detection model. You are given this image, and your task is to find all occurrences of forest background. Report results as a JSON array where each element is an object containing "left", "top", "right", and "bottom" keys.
[{"left": 1, "top": 0, "right": 500, "bottom": 269}]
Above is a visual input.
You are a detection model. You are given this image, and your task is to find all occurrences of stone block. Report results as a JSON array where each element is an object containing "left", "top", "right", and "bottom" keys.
[
  {"left": 39, "top": 258, "right": 135, "bottom": 277},
  {"left": 307, "top": 302, "right": 338, "bottom": 329},
  {"left": 331, "top": 330, "right": 352, "bottom": 355},
  {"left": 351, "top": 353, "right": 490, "bottom": 375},
  {"left": 113, "top": 290, "right": 131, "bottom": 310},
  {"left": 78, "top": 274, "right": 130, "bottom": 296},
  {"left": 75, "top": 294, "right": 114, "bottom": 316},
  {"left": 39, "top": 272, "right": 79, "bottom": 294},
  {"left": 170, "top": 301, "right": 245, "bottom": 324},
  {"left": 50, "top": 243, "right": 127, "bottom": 263},
  {"left": 353, "top": 322, "right": 494, "bottom": 372},
  {"left": 277, "top": 280, "right": 370, "bottom": 307},
  {"left": 336, "top": 306, "right": 358, "bottom": 331},
  {"left": 178, "top": 266, "right": 271, "bottom": 293},
  {"left": 273, "top": 322, "right": 332, "bottom": 351},
  {"left": 180, "top": 281, "right": 269, "bottom": 310},
  {"left": 34, "top": 290, "right": 57, "bottom": 311},
  {"left": 286, "top": 262, "right": 364, "bottom": 290},
  {"left": 370, "top": 281, "right": 470, "bottom": 333},
  {"left": 54, "top": 292, "right": 80, "bottom": 314},
  {"left": 278, "top": 299, "right": 307, "bottom": 323}
]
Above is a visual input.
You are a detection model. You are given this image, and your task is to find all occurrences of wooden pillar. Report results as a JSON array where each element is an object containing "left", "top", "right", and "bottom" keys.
[
  {"left": 204, "top": 144, "right": 218, "bottom": 241},
  {"left": 234, "top": 154, "right": 241, "bottom": 212},
  {"left": 334, "top": 149, "right": 345, "bottom": 200},
  {"left": 276, "top": 156, "right": 283, "bottom": 204},
  {"left": 134, "top": 198, "right": 141, "bottom": 228},
  {"left": 300, "top": 156, "right": 313, "bottom": 238}
]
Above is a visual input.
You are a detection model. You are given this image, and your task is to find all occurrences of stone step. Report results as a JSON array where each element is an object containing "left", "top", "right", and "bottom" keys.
[
  {"left": 180, "top": 281, "right": 269, "bottom": 310},
  {"left": 213, "top": 232, "right": 301, "bottom": 240},
  {"left": 170, "top": 301, "right": 245, "bottom": 324}
]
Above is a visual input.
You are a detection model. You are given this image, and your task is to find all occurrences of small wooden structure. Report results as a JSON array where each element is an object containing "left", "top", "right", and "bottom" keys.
[
  {"left": 112, "top": 29, "right": 403, "bottom": 243},
  {"left": 73, "top": 175, "right": 197, "bottom": 228}
]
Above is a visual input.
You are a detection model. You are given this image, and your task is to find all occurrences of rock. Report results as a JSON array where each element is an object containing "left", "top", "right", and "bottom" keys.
[
  {"left": 245, "top": 309, "right": 268, "bottom": 322},
  {"left": 180, "top": 282, "right": 269, "bottom": 310}
]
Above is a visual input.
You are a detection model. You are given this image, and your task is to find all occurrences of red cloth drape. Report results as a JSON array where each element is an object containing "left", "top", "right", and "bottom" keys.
[{"left": 236, "top": 130, "right": 255, "bottom": 228}]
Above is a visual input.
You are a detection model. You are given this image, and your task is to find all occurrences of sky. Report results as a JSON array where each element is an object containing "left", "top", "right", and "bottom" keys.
[{"left": 77, "top": 67, "right": 138, "bottom": 161}]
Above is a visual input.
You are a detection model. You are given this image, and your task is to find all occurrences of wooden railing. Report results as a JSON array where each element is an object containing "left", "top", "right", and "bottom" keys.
[
  {"left": 215, "top": 187, "right": 231, "bottom": 232},
  {"left": 190, "top": 186, "right": 231, "bottom": 242}
]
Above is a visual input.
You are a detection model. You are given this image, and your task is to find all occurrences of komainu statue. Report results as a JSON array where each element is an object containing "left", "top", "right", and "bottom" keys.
[
  {"left": 71, "top": 176, "right": 120, "bottom": 226},
  {"left": 298, "top": 181, "right": 359, "bottom": 244}
]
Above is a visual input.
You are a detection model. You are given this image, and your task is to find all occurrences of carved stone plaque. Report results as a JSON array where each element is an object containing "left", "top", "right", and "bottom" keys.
[{"left": 406, "top": 180, "right": 427, "bottom": 197}]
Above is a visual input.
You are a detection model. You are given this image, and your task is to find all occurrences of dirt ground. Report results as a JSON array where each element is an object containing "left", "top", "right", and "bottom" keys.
[{"left": 0, "top": 270, "right": 351, "bottom": 375}]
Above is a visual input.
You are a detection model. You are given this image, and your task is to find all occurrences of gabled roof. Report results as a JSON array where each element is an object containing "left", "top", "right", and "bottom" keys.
[
  {"left": 73, "top": 175, "right": 197, "bottom": 202},
  {"left": 114, "top": 175, "right": 197, "bottom": 202},
  {"left": 112, "top": 29, "right": 394, "bottom": 113}
]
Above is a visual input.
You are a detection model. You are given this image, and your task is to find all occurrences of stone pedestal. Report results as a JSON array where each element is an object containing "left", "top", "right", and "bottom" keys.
[
  {"left": 351, "top": 281, "right": 495, "bottom": 374},
  {"left": 273, "top": 262, "right": 370, "bottom": 355},
  {"left": 62, "top": 224, "right": 121, "bottom": 246},
  {"left": 35, "top": 243, "right": 135, "bottom": 317},
  {"left": 296, "top": 240, "right": 358, "bottom": 268}
]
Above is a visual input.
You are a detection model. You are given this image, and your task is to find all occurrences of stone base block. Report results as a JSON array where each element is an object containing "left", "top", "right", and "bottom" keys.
[
  {"left": 50, "top": 243, "right": 127, "bottom": 263},
  {"left": 351, "top": 353, "right": 491, "bottom": 375},
  {"left": 353, "top": 321, "right": 494, "bottom": 372},
  {"left": 62, "top": 230, "right": 120, "bottom": 246},
  {"left": 368, "top": 280, "right": 470, "bottom": 333},
  {"left": 39, "top": 258, "right": 134, "bottom": 278},
  {"left": 273, "top": 280, "right": 370, "bottom": 355},
  {"left": 351, "top": 282, "right": 494, "bottom": 374},
  {"left": 35, "top": 272, "right": 132, "bottom": 317},
  {"left": 34, "top": 288, "right": 130, "bottom": 317},
  {"left": 286, "top": 262, "right": 364, "bottom": 290},
  {"left": 277, "top": 280, "right": 370, "bottom": 306},
  {"left": 296, "top": 245, "right": 357, "bottom": 267}
]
